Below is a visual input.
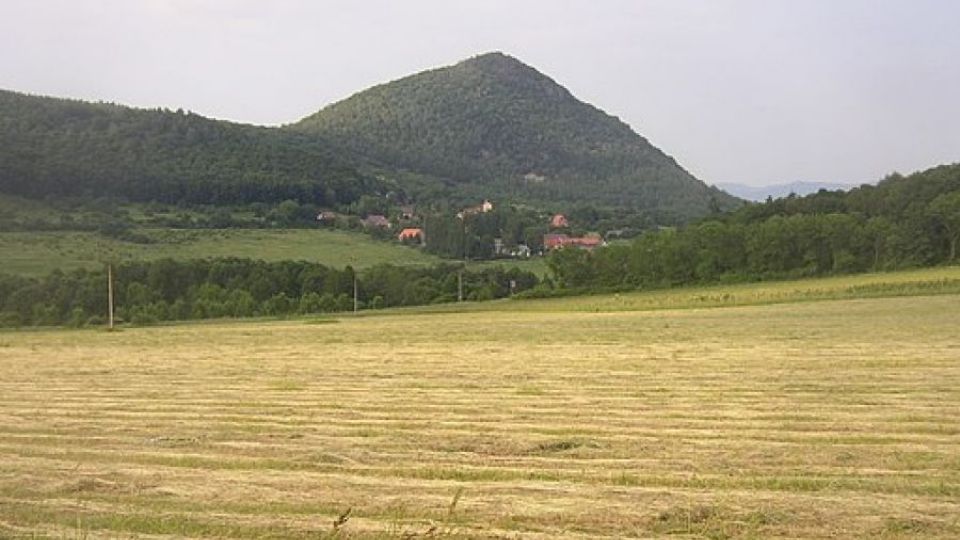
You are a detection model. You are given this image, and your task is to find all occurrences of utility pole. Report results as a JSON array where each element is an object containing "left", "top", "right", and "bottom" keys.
[
  {"left": 457, "top": 269, "right": 463, "bottom": 302},
  {"left": 348, "top": 256, "right": 359, "bottom": 315},
  {"left": 107, "top": 263, "right": 114, "bottom": 330}
]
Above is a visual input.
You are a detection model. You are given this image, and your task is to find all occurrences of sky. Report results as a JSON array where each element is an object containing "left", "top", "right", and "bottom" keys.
[{"left": 1, "top": 0, "right": 958, "bottom": 186}]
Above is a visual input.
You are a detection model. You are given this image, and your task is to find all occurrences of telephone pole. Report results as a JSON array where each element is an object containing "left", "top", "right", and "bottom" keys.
[{"left": 457, "top": 269, "right": 463, "bottom": 302}]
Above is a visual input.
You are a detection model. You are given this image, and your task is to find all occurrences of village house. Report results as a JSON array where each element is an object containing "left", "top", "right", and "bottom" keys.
[
  {"left": 397, "top": 227, "right": 424, "bottom": 244},
  {"left": 543, "top": 232, "right": 605, "bottom": 251},
  {"left": 316, "top": 211, "right": 338, "bottom": 224},
  {"left": 362, "top": 214, "right": 391, "bottom": 229},
  {"left": 512, "top": 244, "right": 532, "bottom": 258},
  {"left": 493, "top": 238, "right": 505, "bottom": 256},
  {"left": 457, "top": 199, "right": 494, "bottom": 219},
  {"left": 550, "top": 213, "right": 569, "bottom": 228},
  {"left": 492, "top": 238, "right": 532, "bottom": 258}
]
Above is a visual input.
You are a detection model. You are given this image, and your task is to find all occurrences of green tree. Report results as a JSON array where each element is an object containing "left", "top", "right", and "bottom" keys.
[{"left": 929, "top": 192, "right": 960, "bottom": 261}]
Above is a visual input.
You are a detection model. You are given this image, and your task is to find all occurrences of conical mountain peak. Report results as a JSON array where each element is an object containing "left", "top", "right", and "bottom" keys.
[{"left": 291, "top": 54, "right": 738, "bottom": 216}]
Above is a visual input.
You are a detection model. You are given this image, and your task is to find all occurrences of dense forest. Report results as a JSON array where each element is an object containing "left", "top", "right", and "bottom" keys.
[
  {"left": 0, "top": 258, "right": 538, "bottom": 327},
  {"left": 0, "top": 90, "right": 379, "bottom": 206},
  {"left": 292, "top": 52, "right": 740, "bottom": 219},
  {"left": 0, "top": 53, "right": 740, "bottom": 222},
  {"left": 545, "top": 164, "right": 960, "bottom": 290}
]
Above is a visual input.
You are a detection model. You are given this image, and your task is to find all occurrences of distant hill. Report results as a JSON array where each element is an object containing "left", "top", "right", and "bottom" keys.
[
  {"left": 0, "top": 89, "right": 377, "bottom": 206},
  {"left": 547, "top": 162, "right": 960, "bottom": 291},
  {"left": 291, "top": 52, "right": 740, "bottom": 220},
  {"left": 0, "top": 53, "right": 739, "bottom": 222},
  {"left": 730, "top": 163, "right": 960, "bottom": 226},
  {"left": 716, "top": 181, "right": 860, "bottom": 202}
]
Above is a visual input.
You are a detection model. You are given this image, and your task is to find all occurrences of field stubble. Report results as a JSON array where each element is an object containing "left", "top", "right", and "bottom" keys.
[{"left": 0, "top": 291, "right": 958, "bottom": 538}]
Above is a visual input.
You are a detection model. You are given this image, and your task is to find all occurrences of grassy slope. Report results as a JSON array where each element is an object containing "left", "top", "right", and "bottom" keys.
[
  {"left": 0, "top": 228, "right": 548, "bottom": 277},
  {"left": 0, "top": 194, "right": 547, "bottom": 276},
  {"left": 0, "top": 273, "right": 959, "bottom": 538},
  {"left": 0, "top": 229, "right": 440, "bottom": 275},
  {"left": 0, "top": 193, "right": 53, "bottom": 217},
  {"left": 369, "top": 265, "right": 960, "bottom": 318}
]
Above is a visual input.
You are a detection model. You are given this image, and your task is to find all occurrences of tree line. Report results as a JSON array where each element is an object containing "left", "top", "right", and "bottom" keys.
[
  {"left": 0, "top": 90, "right": 379, "bottom": 207},
  {"left": 0, "top": 258, "right": 538, "bottom": 328},
  {"left": 546, "top": 164, "right": 960, "bottom": 290}
]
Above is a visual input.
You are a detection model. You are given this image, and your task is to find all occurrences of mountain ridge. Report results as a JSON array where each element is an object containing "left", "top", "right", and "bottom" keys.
[
  {"left": 291, "top": 51, "right": 739, "bottom": 219},
  {"left": 717, "top": 181, "right": 864, "bottom": 202},
  {"left": 0, "top": 87, "right": 377, "bottom": 205},
  {"left": 0, "top": 52, "right": 739, "bottom": 221}
]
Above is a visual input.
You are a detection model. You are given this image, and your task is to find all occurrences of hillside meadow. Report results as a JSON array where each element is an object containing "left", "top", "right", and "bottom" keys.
[
  {"left": 0, "top": 229, "right": 548, "bottom": 277},
  {"left": 1, "top": 271, "right": 958, "bottom": 538}
]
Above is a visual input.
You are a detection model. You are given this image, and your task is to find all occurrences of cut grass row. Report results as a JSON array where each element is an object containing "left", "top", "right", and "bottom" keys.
[
  {"left": 377, "top": 265, "right": 960, "bottom": 317},
  {"left": 0, "top": 283, "right": 958, "bottom": 537}
]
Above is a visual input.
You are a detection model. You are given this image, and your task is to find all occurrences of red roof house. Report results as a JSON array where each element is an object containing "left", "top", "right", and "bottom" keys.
[
  {"left": 544, "top": 233, "right": 570, "bottom": 250},
  {"left": 550, "top": 214, "right": 569, "bottom": 228},
  {"left": 398, "top": 227, "right": 424, "bottom": 243},
  {"left": 544, "top": 232, "right": 604, "bottom": 251}
]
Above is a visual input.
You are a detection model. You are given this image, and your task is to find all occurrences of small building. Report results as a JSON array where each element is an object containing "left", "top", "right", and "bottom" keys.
[
  {"left": 362, "top": 214, "right": 391, "bottom": 229},
  {"left": 399, "top": 205, "right": 416, "bottom": 220},
  {"left": 457, "top": 199, "right": 494, "bottom": 219},
  {"left": 573, "top": 233, "right": 604, "bottom": 249},
  {"left": 544, "top": 232, "right": 605, "bottom": 251},
  {"left": 550, "top": 214, "right": 569, "bottom": 228},
  {"left": 398, "top": 227, "right": 424, "bottom": 243},
  {"left": 493, "top": 238, "right": 506, "bottom": 256},
  {"left": 316, "top": 211, "right": 338, "bottom": 223},
  {"left": 544, "top": 233, "right": 570, "bottom": 250},
  {"left": 512, "top": 244, "right": 532, "bottom": 258}
]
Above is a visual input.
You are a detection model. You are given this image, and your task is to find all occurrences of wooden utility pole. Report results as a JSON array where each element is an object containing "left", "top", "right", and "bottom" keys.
[
  {"left": 107, "top": 263, "right": 115, "bottom": 330},
  {"left": 457, "top": 269, "right": 463, "bottom": 302},
  {"left": 353, "top": 274, "right": 358, "bottom": 314}
]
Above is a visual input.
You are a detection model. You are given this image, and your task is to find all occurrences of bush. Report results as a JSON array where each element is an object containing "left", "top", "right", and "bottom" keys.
[
  {"left": 0, "top": 311, "right": 22, "bottom": 328},
  {"left": 66, "top": 308, "right": 87, "bottom": 328}
]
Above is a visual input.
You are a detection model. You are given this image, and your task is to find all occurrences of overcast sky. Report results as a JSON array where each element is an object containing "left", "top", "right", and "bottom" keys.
[{"left": 1, "top": 0, "right": 958, "bottom": 186}]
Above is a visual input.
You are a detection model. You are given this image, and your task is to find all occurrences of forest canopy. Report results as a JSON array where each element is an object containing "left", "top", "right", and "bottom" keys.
[
  {"left": 544, "top": 163, "right": 960, "bottom": 290},
  {"left": 0, "top": 90, "right": 379, "bottom": 206}
]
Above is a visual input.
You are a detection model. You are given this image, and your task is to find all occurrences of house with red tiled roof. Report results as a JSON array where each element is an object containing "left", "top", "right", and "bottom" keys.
[
  {"left": 398, "top": 227, "right": 424, "bottom": 244},
  {"left": 544, "top": 232, "right": 604, "bottom": 251}
]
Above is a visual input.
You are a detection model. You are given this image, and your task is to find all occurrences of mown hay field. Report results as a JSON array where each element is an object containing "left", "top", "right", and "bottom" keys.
[{"left": 1, "top": 278, "right": 959, "bottom": 538}]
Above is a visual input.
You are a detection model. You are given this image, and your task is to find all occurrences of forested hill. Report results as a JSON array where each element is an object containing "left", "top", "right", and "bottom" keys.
[
  {"left": 730, "top": 163, "right": 960, "bottom": 225},
  {"left": 545, "top": 163, "right": 960, "bottom": 291},
  {"left": 0, "top": 53, "right": 738, "bottom": 221},
  {"left": 0, "top": 89, "right": 378, "bottom": 206},
  {"left": 291, "top": 52, "right": 739, "bottom": 220}
]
